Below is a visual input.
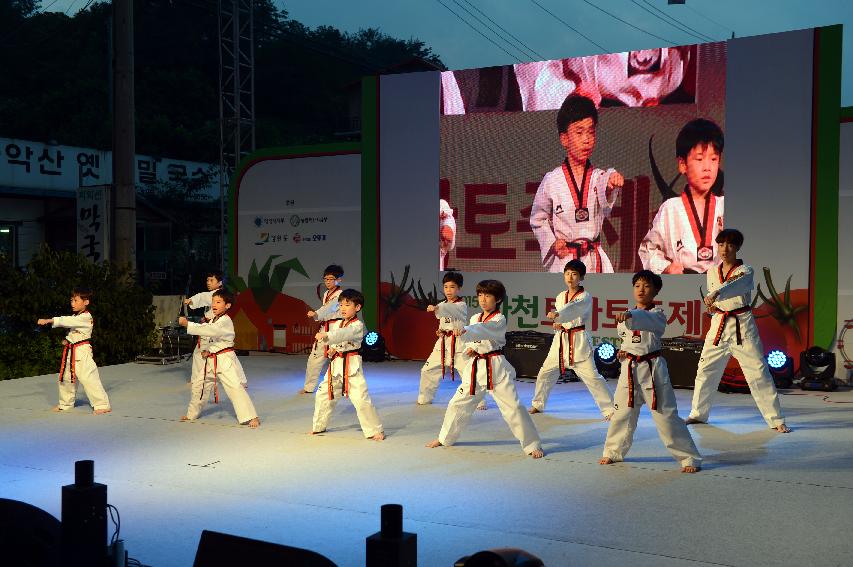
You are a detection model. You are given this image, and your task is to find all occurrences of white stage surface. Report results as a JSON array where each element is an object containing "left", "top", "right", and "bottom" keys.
[{"left": 1, "top": 354, "right": 851, "bottom": 566}]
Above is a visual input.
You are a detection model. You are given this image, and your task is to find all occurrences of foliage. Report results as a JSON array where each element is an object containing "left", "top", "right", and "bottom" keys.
[
  {"left": 0, "top": 0, "right": 445, "bottom": 162},
  {"left": 0, "top": 246, "right": 157, "bottom": 380}
]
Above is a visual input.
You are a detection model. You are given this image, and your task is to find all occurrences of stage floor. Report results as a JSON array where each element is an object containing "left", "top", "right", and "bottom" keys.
[{"left": 1, "top": 354, "right": 851, "bottom": 566}]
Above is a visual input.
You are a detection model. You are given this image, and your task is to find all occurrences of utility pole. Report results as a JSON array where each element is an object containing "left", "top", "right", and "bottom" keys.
[{"left": 112, "top": 0, "right": 136, "bottom": 270}]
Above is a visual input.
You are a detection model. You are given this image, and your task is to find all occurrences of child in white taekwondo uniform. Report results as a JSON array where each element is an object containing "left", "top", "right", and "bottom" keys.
[
  {"left": 639, "top": 119, "right": 725, "bottom": 275},
  {"left": 686, "top": 229, "right": 790, "bottom": 432},
  {"left": 439, "top": 199, "right": 456, "bottom": 271},
  {"left": 303, "top": 265, "right": 345, "bottom": 393},
  {"left": 600, "top": 271, "right": 702, "bottom": 473},
  {"left": 529, "top": 259, "right": 613, "bottom": 418},
  {"left": 530, "top": 94, "right": 624, "bottom": 274},
  {"left": 38, "top": 287, "right": 111, "bottom": 414},
  {"left": 184, "top": 271, "right": 248, "bottom": 388},
  {"left": 427, "top": 280, "right": 544, "bottom": 458},
  {"left": 179, "top": 290, "right": 260, "bottom": 427},
  {"left": 418, "top": 272, "right": 468, "bottom": 405},
  {"left": 312, "top": 289, "right": 385, "bottom": 440}
]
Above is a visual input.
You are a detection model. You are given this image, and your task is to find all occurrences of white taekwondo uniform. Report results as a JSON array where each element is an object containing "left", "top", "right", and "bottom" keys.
[
  {"left": 185, "top": 313, "right": 259, "bottom": 424},
  {"left": 54, "top": 310, "right": 111, "bottom": 411},
  {"left": 602, "top": 306, "right": 702, "bottom": 468},
  {"left": 418, "top": 298, "right": 468, "bottom": 405},
  {"left": 688, "top": 261, "right": 785, "bottom": 428},
  {"left": 304, "top": 286, "right": 343, "bottom": 392},
  {"left": 530, "top": 160, "right": 619, "bottom": 273},
  {"left": 312, "top": 317, "right": 384, "bottom": 438},
  {"left": 530, "top": 287, "right": 613, "bottom": 416},
  {"left": 437, "top": 311, "right": 542, "bottom": 455}
]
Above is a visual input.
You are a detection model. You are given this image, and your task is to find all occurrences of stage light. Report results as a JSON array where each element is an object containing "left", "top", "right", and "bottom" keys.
[
  {"left": 594, "top": 341, "right": 620, "bottom": 380},
  {"left": 360, "top": 331, "right": 387, "bottom": 362},
  {"left": 799, "top": 346, "right": 837, "bottom": 391},
  {"left": 766, "top": 350, "right": 794, "bottom": 389}
]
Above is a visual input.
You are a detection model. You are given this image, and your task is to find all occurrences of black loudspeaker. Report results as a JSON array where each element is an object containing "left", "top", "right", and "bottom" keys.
[
  {"left": 505, "top": 331, "right": 552, "bottom": 379},
  {"left": 61, "top": 460, "right": 107, "bottom": 567},
  {"left": 193, "top": 530, "right": 336, "bottom": 567},
  {"left": 661, "top": 337, "right": 704, "bottom": 389}
]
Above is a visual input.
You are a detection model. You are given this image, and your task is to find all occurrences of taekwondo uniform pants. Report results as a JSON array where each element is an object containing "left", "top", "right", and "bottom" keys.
[
  {"left": 418, "top": 336, "right": 466, "bottom": 404},
  {"left": 689, "top": 337, "right": 785, "bottom": 428},
  {"left": 303, "top": 341, "right": 331, "bottom": 392},
  {"left": 186, "top": 353, "right": 258, "bottom": 424},
  {"left": 603, "top": 357, "right": 701, "bottom": 468},
  {"left": 57, "top": 346, "right": 111, "bottom": 411},
  {"left": 438, "top": 358, "right": 542, "bottom": 455},
  {"left": 530, "top": 336, "right": 613, "bottom": 416},
  {"left": 313, "top": 370, "right": 383, "bottom": 438}
]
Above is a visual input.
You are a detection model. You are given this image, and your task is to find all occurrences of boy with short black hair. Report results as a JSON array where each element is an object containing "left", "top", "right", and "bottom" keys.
[
  {"left": 184, "top": 270, "right": 248, "bottom": 388},
  {"left": 427, "top": 280, "right": 544, "bottom": 458},
  {"left": 686, "top": 229, "right": 790, "bottom": 432},
  {"left": 38, "top": 287, "right": 111, "bottom": 414},
  {"left": 179, "top": 290, "right": 260, "bottom": 427},
  {"left": 599, "top": 271, "right": 702, "bottom": 472},
  {"left": 530, "top": 93, "right": 625, "bottom": 273},
  {"left": 303, "top": 264, "right": 345, "bottom": 393},
  {"left": 418, "top": 271, "right": 468, "bottom": 405},
  {"left": 312, "top": 289, "right": 385, "bottom": 440},
  {"left": 529, "top": 259, "right": 613, "bottom": 417},
  {"left": 639, "top": 118, "right": 725, "bottom": 274}
]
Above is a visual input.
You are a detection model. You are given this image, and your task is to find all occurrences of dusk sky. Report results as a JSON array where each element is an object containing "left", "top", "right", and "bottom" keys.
[{"left": 45, "top": 0, "right": 853, "bottom": 105}]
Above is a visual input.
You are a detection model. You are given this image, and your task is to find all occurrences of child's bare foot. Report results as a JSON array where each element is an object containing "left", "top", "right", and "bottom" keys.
[
  {"left": 528, "top": 406, "right": 541, "bottom": 414},
  {"left": 603, "top": 412, "right": 614, "bottom": 421},
  {"left": 529, "top": 448, "right": 544, "bottom": 459},
  {"left": 300, "top": 388, "right": 312, "bottom": 394},
  {"left": 476, "top": 401, "right": 487, "bottom": 411},
  {"left": 416, "top": 401, "right": 430, "bottom": 405},
  {"left": 371, "top": 432, "right": 386, "bottom": 441},
  {"left": 426, "top": 439, "right": 442, "bottom": 448},
  {"left": 180, "top": 415, "right": 191, "bottom": 421},
  {"left": 681, "top": 465, "right": 701, "bottom": 473},
  {"left": 311, "top": 429, "right": 326, "bottom": 435},
  {"left": 51, "top": 405, "right": 65, "bottom": 412},
  {"left": 684, "top": 417, "right": 705, "bottom": 425},
  {"left": 599, "top": 457, "right": 614, "bottom": 465},
  {"left": 774, "top": 423, "right": 791, "bottom": 433},
  {"left": 245, "top": 417, "right": 260, "bottom": 428},
  {"left": 93, "top": 408, "right": 111, "bottom": 415}
]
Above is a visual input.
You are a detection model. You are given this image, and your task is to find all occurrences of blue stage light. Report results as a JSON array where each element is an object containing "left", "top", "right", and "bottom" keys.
[
  {"left": 597, "top": 342, "right": 616, "bottom": 363},
  {"left": 767, "top": 350, "right": 787, "bottom": 370},
  {"left": 365, "top": 332, "right": 379, "bottom": 347}
]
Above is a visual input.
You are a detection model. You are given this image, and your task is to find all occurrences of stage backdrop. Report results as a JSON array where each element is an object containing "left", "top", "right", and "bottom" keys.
[
  {"left": 229, "top": 145, "right": 361, "bottom": 353},
  {"left": 376, "top": 26, "right": 841, "bottom": 375}
]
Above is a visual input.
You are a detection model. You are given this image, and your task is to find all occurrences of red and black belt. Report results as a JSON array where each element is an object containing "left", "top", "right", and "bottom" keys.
[
  {"left": 327, "top": 348, "right": 361, "bottom": 400},
  {"left": 440, "top": 330, "right": 457, "bottom": 381},
  {"left": 58, "top": 339, "right": 91, "bottom": 383},
  {"left": 558, "top": 325, "right": 585, "bottom": 375},
  {"left": 469, "top": 349, "right": 503, "bottom": 395},
  {"left": 711, "top": 306, "right": 751, "bottom": 346},
  {"left": 202, "top": 346, "right": 235, "bottom": 403},
  {"left": 622, "top": 350, "right": 661, "bottom": 411},
  {"left": 312, "top": 319, "right": 339, "bottom": 357}
]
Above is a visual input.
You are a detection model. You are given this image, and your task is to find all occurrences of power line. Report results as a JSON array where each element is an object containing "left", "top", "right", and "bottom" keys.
[
  {"left": 632, "top": 0, "right": 716, "bottom": 43},
  {"left": 528, "top": 0, "right": 607, "bottom": 53},
  {"left": 434, "top": 0, "right": 521, "bottom": 63},
  {"left": 685, "top": 4, "right": 735, "bottom": 37},
  {"left": 448, "top": 0, "right": 531, "bottom": 61},
  {"left": 0, "top": 0, "right": 66, "bottom": 45},
  {"left": 457, "top": 0, "right": 546, "bottom": 61},
  {"left": 577, "top": 0, "right": 677, "bottom": 46}
]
